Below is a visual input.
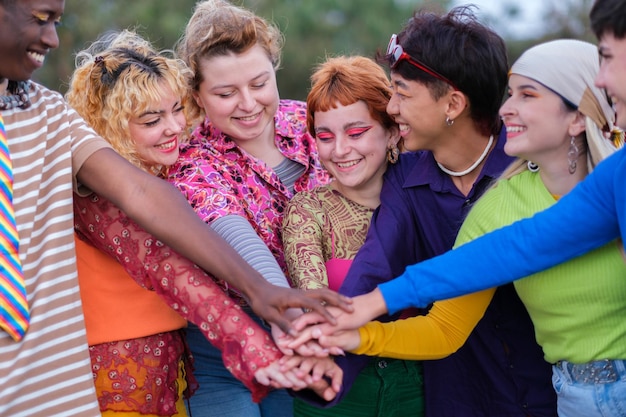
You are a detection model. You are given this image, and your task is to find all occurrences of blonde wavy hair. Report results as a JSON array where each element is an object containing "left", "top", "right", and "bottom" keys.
[
  {"left": 66, "top": 30, "right": 193, "bottom": 176},
  {"left": 176, "top": 0, "right": 284, "bottom": 123}
]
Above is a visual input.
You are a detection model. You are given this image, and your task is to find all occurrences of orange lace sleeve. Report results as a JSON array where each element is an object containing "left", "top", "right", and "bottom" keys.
[{"left": 74, "top": 192, "right": 281, "bottom": 402}]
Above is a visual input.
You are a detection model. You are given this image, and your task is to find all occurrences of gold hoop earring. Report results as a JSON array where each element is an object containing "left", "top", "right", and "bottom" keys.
[{"left": 387, "top": 144, "right": 399, "bottom": 164}]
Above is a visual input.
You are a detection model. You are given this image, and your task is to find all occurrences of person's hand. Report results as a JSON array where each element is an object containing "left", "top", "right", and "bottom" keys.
[
  {"left": 246, "top": 284, "right": 353, "bottom": 336},
  {"left": 254, "top": 358, "right": 308, "bottom": 390},
  {"left": 271, "top": 309, "right": 344, "bottom": 357},
  {"left": 279, "top": 356, "right": 343, "bottom": 401},
  {"left": 284, "top": 324, "right": 361, "bottom": 353},
  {"left": 273, "top": 324, "right": 345, "bottom": 357},
  {"left": 286, "top": 289, "right": 386, "bottom": 350}
]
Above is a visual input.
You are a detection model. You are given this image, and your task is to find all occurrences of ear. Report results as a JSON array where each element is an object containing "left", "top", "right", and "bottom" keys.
[
  {"left": 192, "top": 90, "right": 204, "bottom": 110},
  {"left": 568, "top": 111, "right": 587, "bottom": 137},
  {"left": 444, "top": 90, "right": 468, "bottom": 121}
]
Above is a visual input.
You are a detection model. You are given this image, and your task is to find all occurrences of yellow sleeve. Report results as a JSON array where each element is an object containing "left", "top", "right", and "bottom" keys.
[{"left": 353, "top": 288, "right": 496, "bottom": 360}]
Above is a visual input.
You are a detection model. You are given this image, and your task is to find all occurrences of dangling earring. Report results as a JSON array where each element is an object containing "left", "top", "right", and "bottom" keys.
[
  {"left": 387, "top": 144, "right": 400, "bottom": 164},
  {"left": 527, "top": 161, "right": 539, "bottom": 172},
  {"left": 568, "top": 136, "right": 579, "bottom": 175},
  {"left": 445, "top": 116, "right": 455, "bottom": 126}
]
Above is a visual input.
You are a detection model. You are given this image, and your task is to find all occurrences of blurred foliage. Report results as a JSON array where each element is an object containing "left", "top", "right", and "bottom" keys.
[
  {"left": 471, "top": 0, "right": 597, "bottom": 65},
  {"left": 41, "top": 0, "right": 449, "bottom": 99},
  {"left": 39, "top": 0, "right": 595, "bottom": 100}
]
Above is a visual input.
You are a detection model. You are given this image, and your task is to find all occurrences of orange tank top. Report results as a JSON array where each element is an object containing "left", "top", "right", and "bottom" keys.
[{"left": 75, "top": 235, "right": 187, "bottom": 345}]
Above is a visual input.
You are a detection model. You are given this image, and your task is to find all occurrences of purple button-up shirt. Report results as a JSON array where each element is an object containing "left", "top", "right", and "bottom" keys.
[{"left": 298, "top": 128, "right": 557, "bottom": 416}]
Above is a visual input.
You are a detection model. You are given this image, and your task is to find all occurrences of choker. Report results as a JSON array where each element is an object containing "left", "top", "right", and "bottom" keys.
[
  {"left": 0, "top": 81, "right": 32, "bottom": 110},
  {"left": 437, "top": 134, "right": 494, "bottom": 177}
]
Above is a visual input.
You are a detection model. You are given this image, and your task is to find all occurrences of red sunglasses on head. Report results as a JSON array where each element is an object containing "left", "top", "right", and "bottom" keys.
[{"left": 387, "top": 34, "right": 459, "bottom": 91}]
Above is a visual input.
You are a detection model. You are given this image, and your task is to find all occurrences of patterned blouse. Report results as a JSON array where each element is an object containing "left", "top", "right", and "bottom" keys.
[
  {"left": 282, "top": 185, "right": 374, "bottom": 290},
  {"left": 168, "top": 99, "right": 329, "bottom": 292},
  {"left": 73, "top": 193, "right": 281, "bottom": 404}
]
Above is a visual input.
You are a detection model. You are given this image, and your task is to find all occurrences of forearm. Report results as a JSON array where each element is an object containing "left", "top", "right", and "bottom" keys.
[
  {"left": 79, "top": 153, "right": 269, "bottom": 298},
  {"left": 354, "top": 289, "right": 495, "bottom": 360},
  {"left": 211, "top": 215, "right": 289, "bottom": 288},
  {"left": 73, "top": 193, "right": 280, "bottom": 399},
  {"left": 380, "top": 183, "right": 619, "bottom": 312}
]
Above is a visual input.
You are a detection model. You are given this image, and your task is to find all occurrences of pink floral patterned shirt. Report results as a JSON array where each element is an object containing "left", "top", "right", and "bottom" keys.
[{"left": 168, "top": 100, "right": 329, "bottom": 291}]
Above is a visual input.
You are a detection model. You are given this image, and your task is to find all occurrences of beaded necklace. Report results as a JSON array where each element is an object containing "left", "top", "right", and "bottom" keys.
[
  {"left": 436, "top": 134, "right": 494, "bottom": 177},
  {"left": 0, "top": 81, "right": 32, "bottom": 110}
]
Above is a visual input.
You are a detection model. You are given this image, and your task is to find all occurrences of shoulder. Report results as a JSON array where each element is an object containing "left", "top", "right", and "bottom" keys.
[
  {"left": 289, "top": 186, "right": 330, "bottom": 209},
  {"left": 457, "top": 172, "right": 541, "bottom": 244},
  {"left": 384, "top": 152, "right": 420, "bottom": 180},
  {"left": 276, "top": 99, "right": 309, "bottom": 136},
  {"left": 278, "top": 99, "right": 307, "bottom": 115}
]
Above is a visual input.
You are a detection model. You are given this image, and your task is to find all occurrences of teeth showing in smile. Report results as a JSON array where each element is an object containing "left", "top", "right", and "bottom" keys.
[
  {"left": 27, "top": 51, "right": 45, "bottom": 64},
  {"left": 399, "top": 124, "right": 410, "bottom": 133},
  {"left": 156, "top": 140, "right": 176, "bottom": 150},
  {"left": 506, "top": 126, "right": 525, "bottom": 133},
  {"left": 237, "top": 113, "right": 260, "bottom": 122},
  {"left": 336, "top": 160, "right": 360, "bottom": 168}
]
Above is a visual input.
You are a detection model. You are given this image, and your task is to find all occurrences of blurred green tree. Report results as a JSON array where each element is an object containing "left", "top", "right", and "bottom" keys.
[
  {"left": 40, "top": 0, "right": 595, "bottom": 100},
  {"left": 38, "top": 0, "right": 450, "bottom": 99}
]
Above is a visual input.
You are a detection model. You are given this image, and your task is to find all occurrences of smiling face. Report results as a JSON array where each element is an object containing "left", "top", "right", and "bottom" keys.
[
  {"left": 314, "top": 100, "right": 397, "bottom": 198},
  {"left": 0, "top": 0, "right": 63, "bottom": 81},
  {"left": 386, "top": 72, "right": 447, "bottom": 152},
  {"left": 193, "top": 44, "right": 279, "bottom": 145},
  {"left": 596, "top": 33, "right": 626, "bottom": 129},
  {"left": 128, "top": 83, "right": 186, "bottom": 169},
  {"left": 500, "top": 74, "right": 578, "bottom": 166}
]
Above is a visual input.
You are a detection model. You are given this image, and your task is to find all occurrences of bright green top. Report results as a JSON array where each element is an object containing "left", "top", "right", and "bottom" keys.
[{"left": 455, "top": 170, "right": 626, "bottom": 364}]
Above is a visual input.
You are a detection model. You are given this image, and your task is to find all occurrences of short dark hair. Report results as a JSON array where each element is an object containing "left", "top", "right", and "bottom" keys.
[
  {"left": 590, "top": 0, "right": 626, "bottom": 39},
  {"left": 381, "top": 6, "right": 508, "bottom": 136}
]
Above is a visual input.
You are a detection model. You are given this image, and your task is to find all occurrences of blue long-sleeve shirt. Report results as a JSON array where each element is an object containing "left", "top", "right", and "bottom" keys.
[
  {"left": 305, "top": 128, "right": 557, "bottom": 416},
  {"left": 380, "top": 146, "right": 624, "bottom": 313}
]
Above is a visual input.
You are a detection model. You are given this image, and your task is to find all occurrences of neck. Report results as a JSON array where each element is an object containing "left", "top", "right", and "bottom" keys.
[
  {"left": 0, "top": 80, "right": 31, "bottom": 110},
  {"left": 234, "top": 127, "right": 283, "bottom": 166},
  {"left": 331, "top": 175, "right": 383, "bottom": 210},
  {"left": 436, "top": 134, "right": 494, "bottom": 177},
  {"left": 539, "top": 156, "right": 588, "bottom": 197}
]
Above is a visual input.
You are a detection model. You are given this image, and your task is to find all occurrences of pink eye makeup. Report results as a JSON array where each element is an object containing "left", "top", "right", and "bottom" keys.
[
  {"left": 346, "top": 126, "right": 374, "bottom": 137},
  {"left": 316, "top": 132, "right": 335, "bottom": 141}
]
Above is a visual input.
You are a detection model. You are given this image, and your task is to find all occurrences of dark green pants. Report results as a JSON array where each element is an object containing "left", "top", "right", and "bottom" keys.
[{"left": 294, "top": 358, "right": 424, "bottom": 417}]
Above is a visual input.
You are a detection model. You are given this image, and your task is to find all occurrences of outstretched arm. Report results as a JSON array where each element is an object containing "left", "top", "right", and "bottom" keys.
[
  {"left": 76, "top": 148, "right": 352, "bottom": 333},
  {"left": 74, "top": 191, "right": 281, "bottom": 401},
  {"left": 380, "top": 149, "right": 623, "bottom": 312},
  {"left": 292, "top": 288, "right": 495, "bottom": 360}
]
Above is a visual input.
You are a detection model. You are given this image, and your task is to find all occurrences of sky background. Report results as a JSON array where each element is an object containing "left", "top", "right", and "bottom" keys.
[{"left": 452, "top": 0, "right": 548, "bottom": 39}]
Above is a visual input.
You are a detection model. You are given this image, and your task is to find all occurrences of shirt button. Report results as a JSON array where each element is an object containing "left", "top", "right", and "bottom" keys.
[{"left": 378, "top": 360, "right": 388, "bottom": 369}]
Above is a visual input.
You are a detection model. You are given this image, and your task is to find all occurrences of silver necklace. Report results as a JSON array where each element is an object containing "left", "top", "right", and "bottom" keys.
[{"left": 436, "top": 134, "right": 494, "bottom": 177}]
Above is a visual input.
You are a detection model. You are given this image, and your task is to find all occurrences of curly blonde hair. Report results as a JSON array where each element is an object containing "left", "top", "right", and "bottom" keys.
[
  {"left": 66, "top": 30, "right": 193, "bottom": 176},
  {"left": 176, "top": 0, "right": 283, "bottom": 123}
]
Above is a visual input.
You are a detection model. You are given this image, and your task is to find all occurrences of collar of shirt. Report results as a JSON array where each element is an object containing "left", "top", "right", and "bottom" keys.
[
  {"left": 403, "top": 126, "right": 512, "bottom": 193},
  {"left": 192, "top": 100, "right": 315, "bottom": 169}
]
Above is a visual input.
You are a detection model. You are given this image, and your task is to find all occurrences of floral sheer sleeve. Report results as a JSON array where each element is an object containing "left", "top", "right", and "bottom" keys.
[{"left": 74, "top": 193, "right": 281, "bottom": 402}]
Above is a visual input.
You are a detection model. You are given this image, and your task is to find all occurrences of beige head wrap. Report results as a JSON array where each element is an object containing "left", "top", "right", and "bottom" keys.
[{"left": 511, "top": 39, "right": 621, "bottom": 170}]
